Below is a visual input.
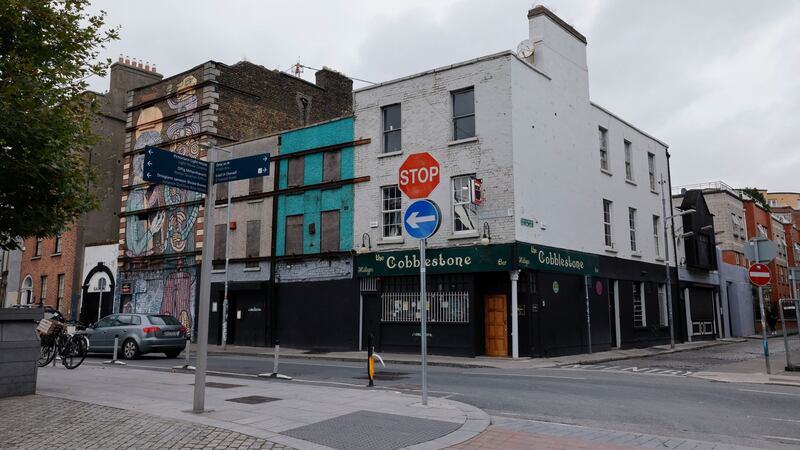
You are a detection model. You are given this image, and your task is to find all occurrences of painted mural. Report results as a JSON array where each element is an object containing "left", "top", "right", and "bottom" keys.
[{"left": 120, "top": 74, "right": 206, "bottom": 335}]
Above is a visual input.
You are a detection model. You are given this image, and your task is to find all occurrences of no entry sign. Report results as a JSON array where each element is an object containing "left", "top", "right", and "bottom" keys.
[
  {"left": 748, "top": 263, "right": 771, "bottom": 286},
  {"left": 399, "top": 152, "right": 440, "bottom": 199}
]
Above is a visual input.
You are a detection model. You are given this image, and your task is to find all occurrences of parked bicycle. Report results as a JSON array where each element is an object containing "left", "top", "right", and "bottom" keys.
[{"left": 37, "top": 316, "right": 89, "bottom": 369}]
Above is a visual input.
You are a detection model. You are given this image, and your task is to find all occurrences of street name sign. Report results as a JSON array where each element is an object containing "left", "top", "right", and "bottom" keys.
[
  {"left": 748, "top": 263, "right": 771, "bottom": 286},
  {"left": 403, "top": 199, "right": 441, "bottom": 240},
  {"left": 143, "top": 145, "right": 208, "bottom": 193},
  {"left": 744, "top": 237, "right": 777, "bottom": 263},
  {"left": 213, "top": 153, "right": 270, "bottom": 184},
  {"left": 399, "top": 152, "right": 440, "bottom": 199}
]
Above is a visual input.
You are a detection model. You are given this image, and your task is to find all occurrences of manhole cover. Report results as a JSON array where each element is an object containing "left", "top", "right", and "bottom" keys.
[
  {"left": 190, "top": 382, "right": 246, "bottom": 389},
  {"left": 226, "top": 395, "right": 280, "bottom": 405}
]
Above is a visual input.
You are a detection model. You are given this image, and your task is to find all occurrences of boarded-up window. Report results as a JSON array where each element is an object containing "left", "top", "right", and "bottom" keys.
[
  {"left": 287, "top": 157, "right": 304, "bottom": 187},
  {"left": 246, "top": 220, "right": 260, "bottom": 268},
  {"left": 321, "top": 210, "right": 340, "bottom": 253},
  {"left": 213, "top": 224, "right": 226, "bottom": 269},
  {"left": 249, "top": 177, "right": 263, "bottom": 195},
  {"left": 323, "top": 150, "right": 341, "bottom": 183},
  {"left": 285, "top": 215, "right": 304, "bottom": 255},
  {"left": 216, "top": 182, "right": 228, "bottom": 202}
]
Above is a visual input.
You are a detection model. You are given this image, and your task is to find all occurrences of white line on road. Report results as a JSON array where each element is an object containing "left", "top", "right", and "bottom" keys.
[
  {"left": 463, "top": 372, "right": 586, "bottom": 380},
  {"left": 763, "top": 435, "right": 800, "bottom": 443},
  {"left": 739, "top": 388, "right": 800, "bottom": 398},
  {"left": 764, "top": 417, "right": 800, "bottom": 424}
]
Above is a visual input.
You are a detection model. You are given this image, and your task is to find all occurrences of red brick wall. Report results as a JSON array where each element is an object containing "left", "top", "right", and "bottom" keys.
[{"left": 17, "top": 226, "right": 79, "bottom": 316}]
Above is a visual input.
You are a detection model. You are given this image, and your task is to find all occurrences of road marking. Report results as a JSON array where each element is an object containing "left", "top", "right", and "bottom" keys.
[
  {"left": 763, "top": 435, "right": 800, "bottom": 443},
  {"left": 463, "top": 372, "right": 586, "bottom": 380},
  {"left": 739, "top": 388, "right": 800, "bottom": 398},
  {"left": 764, "top": 417, "right": 800, "bottom": 423},
  {"left": 557, "top": 364, "right": 692, "bottom": 377}
]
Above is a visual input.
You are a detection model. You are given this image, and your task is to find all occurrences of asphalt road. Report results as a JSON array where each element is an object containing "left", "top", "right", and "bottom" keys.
[{"left": 83, "top": 339, "right": 800, "bottom": 449}]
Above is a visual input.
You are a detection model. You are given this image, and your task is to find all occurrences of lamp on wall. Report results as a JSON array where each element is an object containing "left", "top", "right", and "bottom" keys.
[
  {"left": 480, "top": 222, "right": 491, "bottom": 246},
  {"left": 357, "top": 233, "right": 372, "bottom": 254}
]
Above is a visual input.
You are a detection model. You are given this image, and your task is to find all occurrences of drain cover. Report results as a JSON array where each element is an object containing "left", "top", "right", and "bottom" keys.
[
  {"left": 226, "top": 395, "right": 280, "bottom": 405},
  {"left": 190, "top": 382, "right": 246, "bottom": 389}
]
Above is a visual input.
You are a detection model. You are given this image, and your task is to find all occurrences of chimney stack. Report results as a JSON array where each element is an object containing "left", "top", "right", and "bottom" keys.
[{"left": 527, "top": 5, "right": 589, "bottom": 95}]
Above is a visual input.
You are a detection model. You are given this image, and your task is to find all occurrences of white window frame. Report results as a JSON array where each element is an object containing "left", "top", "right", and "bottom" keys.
[
  {"left": 653, "top": 215, "right": 660, "bottom": 256},
  {"left": 647, "top": 153, "right": 656, "bottom": 191},
  {"left": 382, "top": 104, "right": 402, "bottom": 153},
  {"left": 452, "top": 175, "right": 476, "bottom": 233},
  {"left": 757, "top": 224, "right": 768, "bottom": 238},
  {"left": 603, "top": 199, "right": 613, "bottom": 248},
  {"left": 599, "top": 127, "right": 609, "bottom": 171},
  {"left": 633, "top": 282, "right": 646, "bottom": 327},
  {"left": 21, "top": 275, "right": 33, "bottom": 305},
  {"left": 624, "top": 140, "right": 633, "bottom": 181},
  {"left": 629, "top": 207, "right": 637, "bottom": 252},
  {"left": 381, "top": 185, "right": 402, "bottom": 239},
  {"left": 657, "top": 283, "right": 668, "bottom": 327}
]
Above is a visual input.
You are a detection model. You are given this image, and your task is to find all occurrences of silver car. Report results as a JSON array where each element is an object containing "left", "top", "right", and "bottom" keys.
[{"left": 80, "top": 313, "right": 187, "bottom": 359}]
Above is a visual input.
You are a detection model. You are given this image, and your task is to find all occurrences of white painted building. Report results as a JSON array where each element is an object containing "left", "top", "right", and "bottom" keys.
[{"left": 352, "top": 6, "right": 680, "bottom": 358}]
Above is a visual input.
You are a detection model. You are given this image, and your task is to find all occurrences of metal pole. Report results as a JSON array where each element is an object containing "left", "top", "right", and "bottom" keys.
[
  {"left": 222, "top": 182, "right": 231, "bottom": 350},
  {"left": 419, "top": 238, "right": 428, "bottom": 406},
  {"left": 585, "top": 275, "right": 592, "bottom": 354},
  {"left": 660, "top": 174, "right": 675, "bottom": 349},
  {"left": 754, "top": 242, "right": 771, "bottom": 374},
  {"left": 779, "top": 300, "right": 791, "bottom": 369},
  {"left": 358, "top": 292, "right": 363, "bottom": 351},
  {"left": 97, "top": 290, "right": 103, "bottom": 323},
  {"left": 193, "top": 150, "right": 216, "bottom": 413},
  {"left": 511, "top": 270, "right": 519, "bottom": 359}
]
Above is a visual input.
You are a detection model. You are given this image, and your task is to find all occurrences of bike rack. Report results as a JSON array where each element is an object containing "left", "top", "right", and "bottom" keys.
[
  {"left": 173, "top": 337, "right": 195, "bottom": 371},
  {"left": 103, "top": 335, "right": 127, "bottom": 366}
]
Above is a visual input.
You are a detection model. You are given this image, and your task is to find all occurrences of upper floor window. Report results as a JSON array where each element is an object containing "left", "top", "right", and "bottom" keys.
[
  {"left": 757, "top": 224, "right": 768, "bottom": 238},
  {"left": 34, "top": 238, "right": 43, "bottom": 257},
  {"left": 768, "top": 199, "right": 778, "bottom": 207},
  {"left": 213, "top": 223, "right": 226, "bottom": 270},
  {"left": 53, "top": 232, "right": 63, "bottom": 254},
  {"left": 285, "top": 214, "right": 304, "bottom": 255},
  {"left": 452, "top": 175, "right": 476, "bottom": 233},
  {"left": 216, "top": 181, "right": 228, "bottom": 202},
  {"left": 599, "top": 127, "right": 609, "bottom": 171},
  {"left": 287, "top": 156, "right": 304, "bottom": 187},
  {"left": 382, "top": 104, "right": 401, "bottom": 153},
  {"left": 653, "top": 215, "right": 660, "bottom": 256},
  {"left": 323, "top": 150, "right": 341, "bottom": 183},
  {"left": 249, "top": 177, "right": 263, "bottom": 195},
  {"left": 647, "top": 153, "right": 656, "bottom": 191},
  {"left": 321, "top": 210, "right": 341, "bottom": 253},
  {"left": 603, "top": 199, "right": 613, "bottom": 248},
  {"left": 40, "top": 275, "right": 48, "bottom": 303},
  {"left": 624, "top": 140, "right": 633, "bottom": 181},
  {"left": 629, "top": 207, "right": 637, "bottom": 252},
  {"left": 381, "top": 186, "right": 402, "bottom": 239},
  {"left": 246, "top": 220, "right": 260, "bottom": 268},
  {"left": 452, "top": 88, "right": 475, "bottom": 140}
]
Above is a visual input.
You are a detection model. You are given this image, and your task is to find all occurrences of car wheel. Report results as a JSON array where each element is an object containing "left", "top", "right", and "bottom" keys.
[
  {"left": 121, "top": 339, "right": 139, "bottom": 360},
  {"left": 164, "top": 350, "right": 181, "bottom": 359}
]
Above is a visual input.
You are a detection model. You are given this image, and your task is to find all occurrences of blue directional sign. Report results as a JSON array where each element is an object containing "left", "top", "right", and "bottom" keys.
[
  {"left": 143, "top": 146, "right": 209, "bottom": 193},
  {"left": 403, "top": 199, "right": 442, "bottom": 240},
  {"left": 213, "top": 153, "right": 270, "bottom": 184}
]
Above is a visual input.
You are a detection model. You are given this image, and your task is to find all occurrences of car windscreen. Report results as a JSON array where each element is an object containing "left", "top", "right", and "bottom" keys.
[{"left": 147, "top": 315, "right": 181, "bottom": 326}]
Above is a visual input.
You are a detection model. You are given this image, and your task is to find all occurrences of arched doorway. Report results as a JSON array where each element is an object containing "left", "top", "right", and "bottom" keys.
[
  {"left": 80, "top": 263, "right": 115, "bottom": 325},
  {"left": 20, "top": 276, "right": 33, "bottom": 305}
]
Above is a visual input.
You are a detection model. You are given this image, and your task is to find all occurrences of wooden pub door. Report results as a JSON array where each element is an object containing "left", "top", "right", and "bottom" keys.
[{"left": 484, "top": 294, "right": 508, "bottom": 357}]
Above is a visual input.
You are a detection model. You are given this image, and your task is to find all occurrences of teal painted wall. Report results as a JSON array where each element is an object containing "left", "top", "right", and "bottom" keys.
[{"left": 276, "top": 118, "right": 354, "bottom": 256}]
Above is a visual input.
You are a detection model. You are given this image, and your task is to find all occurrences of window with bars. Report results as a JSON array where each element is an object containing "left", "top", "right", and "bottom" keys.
[
  {"left": 633, "top": 282, "right": 646, "bottom": 327},
  {"left": 648, "top": 153, "right": 656, "bottom": 191},
  {"left": 657, "top": 283, "right": 668, "bottom": 327},
  {"left": 624, "top": 140, "right": 633, "bottom": 181},
  {"left": 452, "top": 88, "right": 475, "bottom": 140},
  {"left": 381, "top": 291, "right": 469, "bottom": 323},
  {"left": 603, "top": 199, "right": 613, "bottom": 247},
  {"left": 382, "top": 104, "right": 401, "bottom": 153},
  {"left": 599, "top": 127, "right": 609, "bottom": 171},
  {"left": 452, "top": 175, "right": 476, "bottom": 233},
  {"left": 629, "top": 207, "right": 637, "bottom": 252},
  {"left": 381, "top": 185, "right": 402, "bottom": 238},
  {"left": 653, "top": 215, "right": 660, "bottom": 256}
]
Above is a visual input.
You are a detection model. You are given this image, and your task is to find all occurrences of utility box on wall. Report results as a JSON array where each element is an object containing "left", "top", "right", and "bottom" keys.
[{"left": 0, "top": 308, "right": 43, "bottom": 398}]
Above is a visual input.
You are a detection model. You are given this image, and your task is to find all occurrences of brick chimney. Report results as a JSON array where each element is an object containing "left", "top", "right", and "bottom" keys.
[
  {"left": 107, "top": 55, "right": 163, "bottom": 117},
  {"left": 315, "top": 67, "right": 353, "bottom": 97}
]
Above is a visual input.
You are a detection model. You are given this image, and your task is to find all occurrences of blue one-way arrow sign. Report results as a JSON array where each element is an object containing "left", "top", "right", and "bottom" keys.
[
  {"left": 403, "top": 199, "right": 441, "bottom": 240},
  {"left": 143, "top": 146, "right": 208, "bottom": 193},
  {"left": 213, "top": 153, "right": 270, "bottom": 184}
]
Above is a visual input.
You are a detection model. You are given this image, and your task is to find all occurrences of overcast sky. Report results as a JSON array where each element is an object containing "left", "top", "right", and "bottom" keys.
[{"left": 86, "top": 0, "right": 800, "bottom": 192}]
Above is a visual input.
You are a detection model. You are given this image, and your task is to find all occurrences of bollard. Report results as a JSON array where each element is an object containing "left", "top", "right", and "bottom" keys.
[
  {"left": 173, "top": 336, "right": 195, "bottom": 371},
  {"left": 103, "top": 335, "right": 127, "bottom": 365},
  {"left": 367, "top": 334, "right": 375, "bottom": 387},
  {"left": 258, "top": 339, "right": 292, "bottom": 380}
]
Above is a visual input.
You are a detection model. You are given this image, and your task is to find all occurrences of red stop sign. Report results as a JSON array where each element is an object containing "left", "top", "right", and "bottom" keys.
[
  {"left": 398, "top": 152, "right": 440, "bottom": 199},
  {"left": 748, "top": 263, "right": 771, "bottom": 286}
]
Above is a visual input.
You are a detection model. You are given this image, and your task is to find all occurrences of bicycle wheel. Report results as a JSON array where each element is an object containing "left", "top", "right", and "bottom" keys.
[
  {"left": 37, "top": 335, "right": 56, "bottom": 367},
  {"left": 61, "top": 335, "right": 87, "bottom": 369}
]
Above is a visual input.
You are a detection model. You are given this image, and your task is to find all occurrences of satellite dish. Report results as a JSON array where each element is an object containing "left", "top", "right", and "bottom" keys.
[{"left": 517, "top": 39, "right": 534, "bottom": 58}]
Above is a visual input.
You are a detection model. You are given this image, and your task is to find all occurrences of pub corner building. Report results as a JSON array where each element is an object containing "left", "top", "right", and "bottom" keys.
[{"left": 352, "top": 5, "right": 686, "bottom": 358}]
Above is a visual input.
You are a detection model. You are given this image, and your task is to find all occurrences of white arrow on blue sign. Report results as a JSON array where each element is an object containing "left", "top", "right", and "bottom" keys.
[{"left": 403, "top": 199, "right": 442, "bottom": 240}]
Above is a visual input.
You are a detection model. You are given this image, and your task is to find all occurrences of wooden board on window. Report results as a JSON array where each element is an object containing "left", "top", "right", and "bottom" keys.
[{"left": 484, "top": 294, "right": 508, "bottom": 357}]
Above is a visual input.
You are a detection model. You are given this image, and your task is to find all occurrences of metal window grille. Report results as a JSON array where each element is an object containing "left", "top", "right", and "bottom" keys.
[
  {"left": 360, "top": 277, "right": 378, "bottom": 293},
  {"left": 381, "top": 291, "right": 469, "bottom": 323},
  {"left": 633, "top": 282, "right": 645, "bottom": 327}
]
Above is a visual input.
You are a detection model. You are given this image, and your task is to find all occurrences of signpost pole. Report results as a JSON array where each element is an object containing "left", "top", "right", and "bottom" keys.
[
  {"left": 193, "top": 151, "right": 216, "bottom": 413},
  {"left": 222, "top": 183, "right": 231, "bottom": 351},
  {"left": 660, "top": 174, "right": 675, "bottom": 349},
  {"left": 419, "top": 238, "right": 428, "bottom": 406},
  {"left": 585, "top": 275, "right": 592, "bottom": 354},
  {"left": 754, "top": 242, "right": 771, "bottom": 375}
]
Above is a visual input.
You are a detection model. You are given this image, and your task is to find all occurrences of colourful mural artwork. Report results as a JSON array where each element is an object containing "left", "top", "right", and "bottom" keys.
[{"left": 120, "top": 74, "right": 205, "bottom": 335}]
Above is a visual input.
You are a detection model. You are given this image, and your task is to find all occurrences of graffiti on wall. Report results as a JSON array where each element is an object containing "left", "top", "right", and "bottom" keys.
[{"left": 120, "top": 74, "right": 205, "bottom": 333}]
